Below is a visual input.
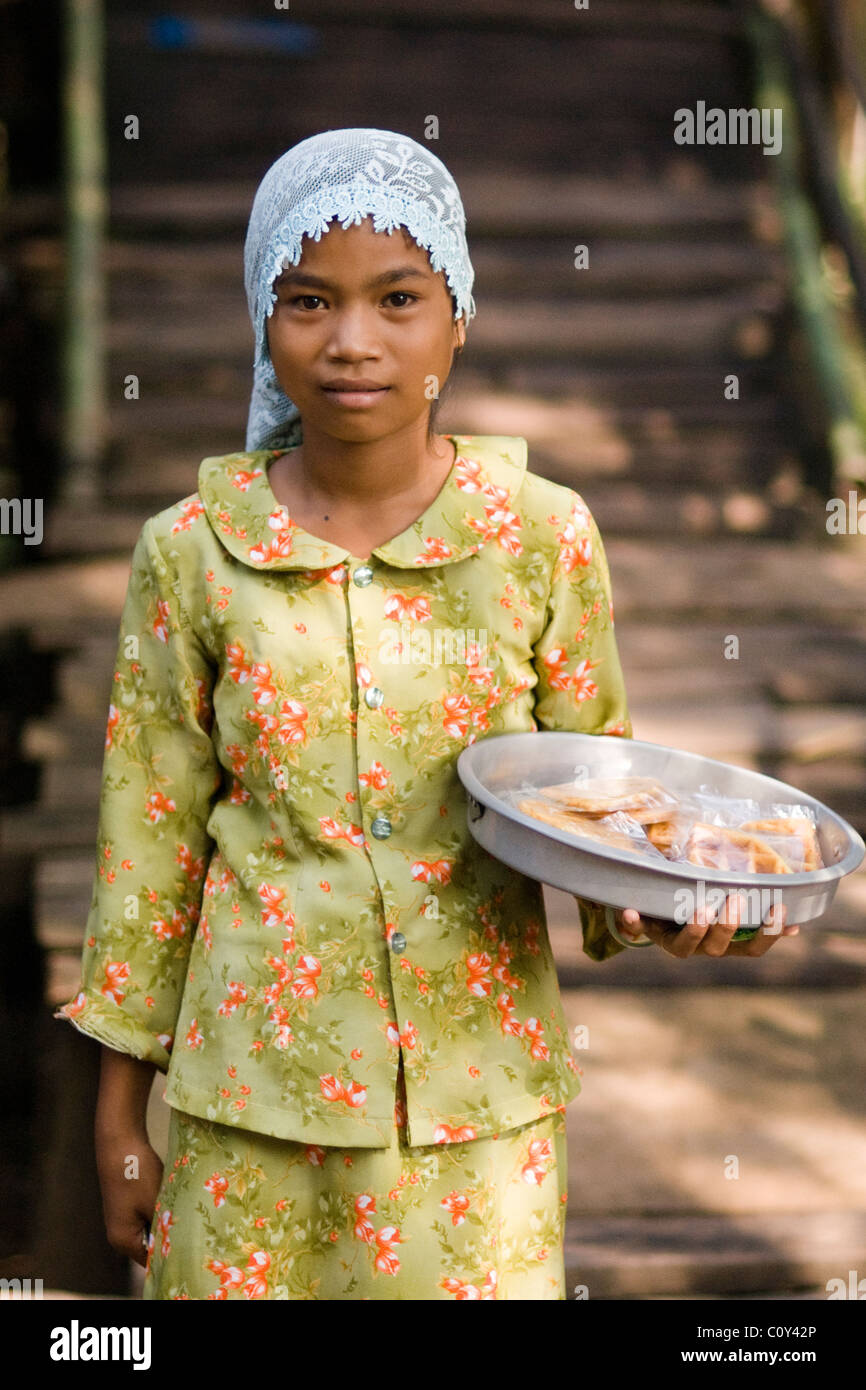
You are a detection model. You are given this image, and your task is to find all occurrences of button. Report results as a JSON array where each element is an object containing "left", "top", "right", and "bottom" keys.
[
  {"left": 390, "top": 932, "right": 407, "bottom": 954},
  {"left": 364, "top": 686, "right": 384, "bottom": 709},
  {"left": 370, "top": 814, "right": 392, "bottom": 839},
  {"left": 353, "top": 564, "right": 374, "bottom": 587}
]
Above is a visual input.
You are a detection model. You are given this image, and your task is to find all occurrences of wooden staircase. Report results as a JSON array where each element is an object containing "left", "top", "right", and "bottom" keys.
[{"left": 3, "top": 0, "right": 864, "bottom": 1297}]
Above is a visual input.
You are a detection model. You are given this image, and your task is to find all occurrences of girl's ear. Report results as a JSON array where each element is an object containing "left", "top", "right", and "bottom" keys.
[{"left": 453, "top": 313, "right": 467, "bottom": 354}]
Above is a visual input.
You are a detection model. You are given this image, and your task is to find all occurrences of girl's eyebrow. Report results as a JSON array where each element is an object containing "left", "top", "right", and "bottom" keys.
[{"left": 275, "top": 265, "right": 431, "bottom": 289}]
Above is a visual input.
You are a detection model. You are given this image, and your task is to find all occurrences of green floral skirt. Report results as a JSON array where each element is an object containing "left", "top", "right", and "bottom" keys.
[{"left": 142, "top": 1073, "right": 568, "bottom": 1300}]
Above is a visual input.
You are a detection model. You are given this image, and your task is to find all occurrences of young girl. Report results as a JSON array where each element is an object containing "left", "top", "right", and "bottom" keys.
[{"left": 56, "top": 128, "right": 799, "bottom": 1301}]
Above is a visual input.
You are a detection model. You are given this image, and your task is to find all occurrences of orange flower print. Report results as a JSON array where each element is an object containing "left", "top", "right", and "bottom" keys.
[
  {"left": 157, "top": 1208, "right": 174, "bottom": 1257},
  {"left": 556, "top": 515, "right": 593, "bottom": 576},
  {"left": 417, "top": 535, "right": 455, "bottom": 563},
  {"left": 276, "top": 698, "right": 309, "bottom": 746},
  {"left": 524, "top": 1017, "right": 550, "bottom": 1061},
  {"left": 440, "top": 1191, "right": 471, "bottom": 1227},
  {"left": 521, "top": 1137, "right": 553, "bottom": 1185},
  {"left": 248, "top": 510, "right": 296, "bottom": 564},
  {"left": 290, "top": 955, "right": 321, "bottom": 1000},
  {"left": 204, "top": 1173, "right": 228, "bottom": 1208},
  {"left": 185, "top": 1018, "right": 203, "bottom": 1049},
  {"left": 319, "top": 1067, "right": 343, "bottom": 1100},
  {"left": 152, "top": 598, "right": 171, "bottom": 644},
  {"left": 101, "top": 960, "right": 130, "bottom": 1006},
  {"left": 410, "top": 857, "right": 453, "bottom": 885},
  {"left": 319, "top": 1073, "right": 366, "bottom": 1108},
  {"left": 571, "top": 657, "right": 600, "bottom": 702},
  {"left": 105, "top": 703, "right": 119, "bottom": 750},
  {"left": 145, "top": 790, "right": 176, "bottom": 823},
  {"left": 170, "top": 496, "right": 205, "bottom": 532},
  {"left": 318, "top": 817, "right": 365, "bottom": 849},
  {"left": 433, "top": 1123, "right": 477, "bottom": 1144},
  {"left": 383, "top": 592, "right": 432, "bottom": 622},
  {"left": 207, "top": 1260, "right": 245, "bottom": 1297},
  {"left": 442, "top": 691, "right": 472, "bottom": 738},
  {"left": 440, "top": 1269, "right": 498, "bottom": 1300},
  {"left": 217, "top": 981, "right": 248, "bottom": 1017},
  {"left": 455, "top": 454, "right": 487, "bottom": 492},
  {"left": 62, "top": 991, "right": 86, "bottom": 1019},
  {"left": 373, "top": 1225, "right": 402, "bottom": 1276},
  {"left": 242, "top": 1249, "right": 270, "bottom": 1299},
  {"left": 230, "top": 468, "right": 264, "bottom": 492},
  {"left": 257, "top": 882, "right": 295, "bottom": 932},
  {"left": 358, "top": 760, "right": 390, "bottom": 789},
  {"left": 226, "top": 640, "right": 252, "bottom": 685},
  {"left": 250, "top": 661, "right": 277, "bottom": 706},
  {"left": 465, "top": 952, "right": 493, "bottom": 999},
  {"left": 353, "top": 1194, "right": 376, "bottom": 1244}
]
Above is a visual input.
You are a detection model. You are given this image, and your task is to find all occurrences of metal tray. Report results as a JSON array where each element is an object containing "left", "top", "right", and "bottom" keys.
[{"left": 457, "top": 732, "right": 865, "bottom": 928}]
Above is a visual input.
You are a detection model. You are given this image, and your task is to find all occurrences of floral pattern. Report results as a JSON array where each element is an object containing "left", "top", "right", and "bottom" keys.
[
  {"left": 55, "top": 434, "right": 632, "bottom": 1150},
  {"left": 142, "top": 1065, "right": 568, "bottom": 1300}
]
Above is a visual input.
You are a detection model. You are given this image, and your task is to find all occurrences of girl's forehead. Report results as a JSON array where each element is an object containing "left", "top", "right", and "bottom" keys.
[{"left": 292, "top": 219, "right": 426, "bottom": 260}]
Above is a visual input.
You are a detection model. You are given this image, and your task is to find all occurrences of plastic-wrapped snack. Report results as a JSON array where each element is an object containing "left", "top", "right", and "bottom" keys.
[
  {"left": 535, "top": 775, "right": 681, "bottom": 823},
  {"left": 514, "top": 795, "right": 670, "bottom": 861},
  {"left": 741, "top": 807, "right": 824, "bottom": 871},
  {"left": 683, "top": 822, "right": 794, "bottom": 875},
  {"left": 645, "top": 810, "right": 701, "bottom": 861},
  {"left": 688, "top": 789, "right": 763, "bottom": 827}
]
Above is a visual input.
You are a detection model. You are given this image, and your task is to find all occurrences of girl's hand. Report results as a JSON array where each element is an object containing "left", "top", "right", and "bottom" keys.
[
  {"left": 95, "top": 1129, "right": 163, "bottom": 1268},
  {"left": 615, "top": 895, "right": 801, "bottom": 958}
]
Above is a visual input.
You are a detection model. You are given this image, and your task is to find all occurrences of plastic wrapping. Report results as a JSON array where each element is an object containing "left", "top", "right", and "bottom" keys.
[
  {"left": 512, "top": 793, "right": 670, "bottom": 862},
  {"left": 536, "top": 775, "right": 681, "bottom": 823},
  {"left": 513, "top": 777, "right": 825, "bottom": 877}
]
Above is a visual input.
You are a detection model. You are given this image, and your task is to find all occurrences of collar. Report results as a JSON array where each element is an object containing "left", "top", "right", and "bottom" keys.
[{"left": 196, "top": 435, "right": 528, "bottom": 571}]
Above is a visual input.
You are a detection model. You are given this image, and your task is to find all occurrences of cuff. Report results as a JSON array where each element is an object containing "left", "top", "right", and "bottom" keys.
[
  {"left": 574, "top": 897, "right": 627, "bottom": 962},
  {"left": 54, "top": 989, "right": 173, "bottom": 1072}
]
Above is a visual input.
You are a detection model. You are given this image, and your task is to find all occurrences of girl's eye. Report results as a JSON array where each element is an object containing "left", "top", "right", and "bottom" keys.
[
  {"left": 384, "top": 292, "right": 416, "bottom": 308},
  {"left": 291, "top": 294, "right": 325, "bottom": 310}
]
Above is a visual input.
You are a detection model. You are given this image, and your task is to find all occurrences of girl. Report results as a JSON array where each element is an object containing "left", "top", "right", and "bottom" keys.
[{"left": 56, "top": 129, "right": 799, "bottom": 1301}]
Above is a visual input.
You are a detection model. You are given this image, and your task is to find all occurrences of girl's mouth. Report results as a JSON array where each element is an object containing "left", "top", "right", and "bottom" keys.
[{"left": 321, "top": 383, "right": 391, "bottom": 409}]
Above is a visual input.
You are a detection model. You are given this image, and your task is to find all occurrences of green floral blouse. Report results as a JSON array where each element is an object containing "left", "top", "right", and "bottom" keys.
[{"left": 56, "top": 434, "right": 632, "bottom": 1149}]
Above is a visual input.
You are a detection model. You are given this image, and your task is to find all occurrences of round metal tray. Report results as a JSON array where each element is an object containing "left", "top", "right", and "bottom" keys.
[{"left": 457, "top": 732, "right": 865, "bottom": 928}]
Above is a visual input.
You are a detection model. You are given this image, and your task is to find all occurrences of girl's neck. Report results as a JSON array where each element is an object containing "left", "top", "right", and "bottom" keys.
[{"left": 275, "top": 425, "right": 457, "bottom": 515}]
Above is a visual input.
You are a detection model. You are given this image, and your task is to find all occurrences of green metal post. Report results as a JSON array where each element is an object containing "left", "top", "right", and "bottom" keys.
[{"left": 60, "top": 0, "right": 108, "bottom": 504}]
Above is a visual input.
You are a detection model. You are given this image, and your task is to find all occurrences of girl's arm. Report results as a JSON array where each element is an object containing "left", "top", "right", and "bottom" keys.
[
  {"left": 54, "top": 517, "right": 220, "bottom": 1261},
  {"left": 55, "top": 516, "right": 221, "bottom": 1065},
  {"left": 95, "top": 1047, "right": 162, "bottom": 1268}
]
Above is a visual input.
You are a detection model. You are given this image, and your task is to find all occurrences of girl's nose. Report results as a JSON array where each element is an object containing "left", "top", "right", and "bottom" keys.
[{"left": 325, "top": 306, "right": 382, "bottom": 360}]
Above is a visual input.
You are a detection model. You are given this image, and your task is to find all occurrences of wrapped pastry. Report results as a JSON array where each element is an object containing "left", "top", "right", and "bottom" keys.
[
  {"left": 741, "top": 815, "right": 823, "bottom": 871},
  {"left": 515, "top": 796, "right": 668, "bottom": 860},
  {"left": 683, "top": 822, "right": 794, "bottom": 875},
  {"left": 536, "top": 775, "right": 680, "bottom": 822}
]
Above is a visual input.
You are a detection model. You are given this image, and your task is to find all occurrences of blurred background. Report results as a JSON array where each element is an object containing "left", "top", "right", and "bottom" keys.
[{"left": 0, "top": 0, "right": 864, "bottom": 1298}]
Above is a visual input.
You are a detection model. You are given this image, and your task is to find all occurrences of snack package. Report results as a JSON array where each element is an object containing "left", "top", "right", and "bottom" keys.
[
  {"left": 514, "top": 795, "right": 670, "bottom": 862},
  {"left": 536, "top": 775, "right": 681, "bottom": 824},
  {"left": 741, "top": 806, "right": 824, "bottom": 871},
  {"left": 687, "top": 789, "right": 764, "bottom": 828},
  {"left": 683, "top": 822, "right": 796, "bottom": 875},
  {"left": 510, "top": 776, "right": 825, "bottom": 878}
]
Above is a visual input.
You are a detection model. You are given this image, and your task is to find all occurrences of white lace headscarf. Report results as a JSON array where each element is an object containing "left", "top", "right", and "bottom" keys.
[{"left": 243, "top": 128, "right": 477, "bottom": 452}]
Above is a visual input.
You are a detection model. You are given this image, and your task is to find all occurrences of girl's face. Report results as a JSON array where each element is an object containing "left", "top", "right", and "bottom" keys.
[{"left": 265, "top": 216, "right": 465, "bottom": 445}]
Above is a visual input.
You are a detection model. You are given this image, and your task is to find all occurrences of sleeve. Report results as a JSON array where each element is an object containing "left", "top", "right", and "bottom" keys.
[
  {"left": 530, "top": 493, "right": 633, "bottom": 962},
  {"left": 53, "top": 518, "right": 222, "bottom": 1070}
]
